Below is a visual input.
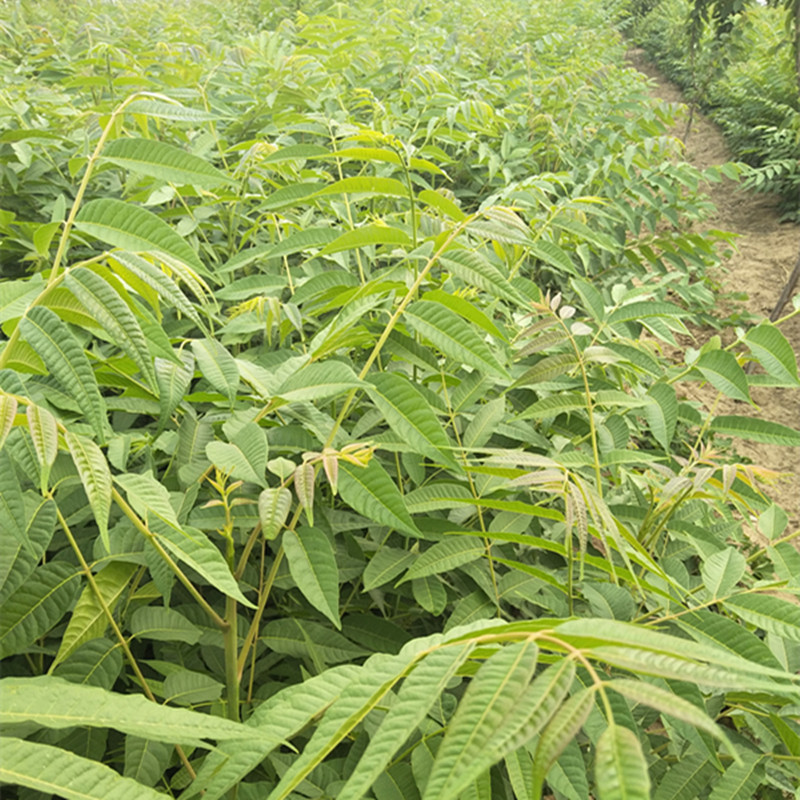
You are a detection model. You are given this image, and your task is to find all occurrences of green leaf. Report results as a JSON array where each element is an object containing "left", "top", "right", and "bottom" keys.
[
  {"left": 66, "top": 432, "right": 112, "bottom": 550},
  {"left": 768, "top": 542, "right": 800, "bottom": 587},
  {"left": 744, "top": 323, "right": 799, "bottom": 385},
  {"left": 412, "top": 575, "right": 447, "bottom": 615},
  {"left": 0, "top": 675, "right": 259, "bottom": 745},
  {"left": 53, "top": 638, "right": 122, "bottom": 690},
  {"left": 53, "top": 562, "right": 137, "bottom": 669},
  {"left": 402, "top": 536, "right": 485, "bottom": 582},
  {"left": 261, "top": 143, "right": 331, "bottom": 163},
  {"left": 102, "top": 137, "right": 232, "bottom": 187},
  {"left": 423, "top": 640, "right": 540, "bottom": 800},
  {"left": 707, "top": 753, "right": 763, "bottom": 800},
  {"left": 405, "top": 301, "right": 509, "bottom": 379},
  {"left": 206, "top": 423, "right": 268, "bottom": 486},
  {"left": 530, "top": 687, "right": 596, "bottom": 800},
  {"left": 339, "top": 643, "right": 474, "bottom": 800},
  {"left": 154, "top": 349, "right": 194, "bottom": 430},
  {"left": 643, "top": 382, "right": 677, "bottom": 450},
  {"left": 19, "top": 306, "right": 107, "bottom": 441},
  {"left": 653, "top": 755, "right": 716, "bottom": 800},
  {"left": 594, "top": 723, "right": 651, "bottom": 800},
  {"left": 0, "top": 562, "right": 80, "bottom": 659},
  {"left": 440, "top": 250, "right": 527, "bottom": 306},
  {"left": 277, "top": 360, "right": 364, "bottom": 403},
  {"left": 366, "top": 372, "right": 458, "bottom": 469},
  {"left": 709, "top": 415, "right": 800, "bottom": 446},
  {"left": 283, "top": 527, "right": 340, "bottom": 628},
  {"left": 725, "top": 594, "right": 800, "bottom": 642},
  {"left": 0, "top": 737, "right": 167, "bottom": 800},
  {"left": 695, "top": 350, "right": 751, "bottom": 403},
  {"left": 75, "top": 198, "right": 205, "bottom": 274},
  {"left": 315, "top": 176, "right": 410, "bottom": 199},
  {"left": 518, "top": 392, "right": 586, "bottom": 420},
  {"left": 124, "top": 99, "right": 220, "bottom": 121},
  {"left": 0, "top": 450, "right": 29, "bottom": 554},
  {"left": 0, "top": 393, "right": 17, "bottom": 450},
  {"left": 128, "top": 606, "right": 201, "bottom": 644},
  {"left": 422, "top": 289, "right": 506, "bottom": 340},
  {"left": 363, "top": 547, "right": 416, "bottom": 591},
  {"left": 319, "top": 224, "right": 412, "bottom": 256},
  {"left": 528, "top": 240, "right": 578, "bottom": 276},
  {"left": 700, "top": 547, "right": 745, "bottom": 599},
  {"left": 191, "top": 338, "right": 240, "bottom": 405},
  {"left": 419, "top": 189, "right": 467, "bottom": 221},
  {"left": 258, "top": 487, "right": 292, "bottom": 540},
  {"left": 65, "top": 267, "right": 156, "bottom": 385},
  {"left": 163, "top": 669, "right": 223, "bottom": 706},
  {"left": 607, "top": 301, "right": 687, "bottom": 326},
  {"left": 26, "top": 403, "right": 57, "bottom": 493},
  {"left": 124, "top": 736, "right": 173, "bottom": 788},
  {"left": 262, "top": 618, "right": 367, "bottom": 666},
  {"left": 339, "top": 460, "right": 419, "bottom": 537}
]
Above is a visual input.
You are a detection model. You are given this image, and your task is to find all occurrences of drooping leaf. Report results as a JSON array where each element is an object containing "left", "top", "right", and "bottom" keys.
[
  {"left": 695, "top": 350, "right": 751, "bottom": 403},
  {"left": 339, "top": 460, "right": 419, "bottom": 537},
  {"left": 66, "top": 431, "right": 112, "bottom": 550},
  {"left": 0, "top": 393, "right": 17, "bottom": 450},
  {"left": 405, "top": 301, "right": 509, "bottom": 379},
  {"left": 258, "top": 487, "right": 292, "bottom": 541},
  {"left": 206, "top": 423, "right": 268, "bottom": 486},
  {"left": 707, "top": 753, "right": 764, "bottom": 800},
  {"left": 102, "top": 137, "right": 233, "bottom": 187},
  {"left": 190, "top": 338, "right": 240, "bottom": 405},
  {"left": 594, "top": 723, "right": 651, "bottom": 800},
  {"left": 19, "top": 306, "right": 107, "bottom": 441},
  {"left": 643, "top": 382, "right": 677, "bottom": 450},
  {"left": 283, "top": 527, "right": 340, "bottom": 627},
  {"left": 75, "top": 198, "right": 205, "bottom": 273},
  {"left": 26, "top": 403, "right": 57, "bottom": 492}
]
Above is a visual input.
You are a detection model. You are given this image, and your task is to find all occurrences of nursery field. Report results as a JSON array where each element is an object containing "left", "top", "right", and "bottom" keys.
[{"left": 1, "top": 0, "right": 800, "bottom": 799}]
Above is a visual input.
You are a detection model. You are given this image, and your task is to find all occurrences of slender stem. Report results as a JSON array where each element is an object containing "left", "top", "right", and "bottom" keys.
[{"left": 224, "top": 595, "right": 240, "bottom": 721}]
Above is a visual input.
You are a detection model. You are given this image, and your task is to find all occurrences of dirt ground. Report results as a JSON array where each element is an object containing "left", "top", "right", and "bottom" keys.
[{"left": 627, "top": 50, "right": 800, "bottom": 531}]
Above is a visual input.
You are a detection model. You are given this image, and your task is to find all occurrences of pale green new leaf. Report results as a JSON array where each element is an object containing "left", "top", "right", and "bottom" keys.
[
  {"left": 339, "top": 643, "right": 474, "bottom": 800},
  {"left": 0, "top": 393, "right": 17, "bottom": 449},
  {"left": 0, "top": 737, "right": 167, "bottom": 800},
  {"left": 75, "top": 198, "right": 205, "bottom": 273},
  {"left": 339, "top": 460, "right": 419, "bottom": 537},
  {"left": 318, "top": 224, "right": 412, "bottom": 256},
  {"left": 725, "top": 594, "right": 800, "bottom": 642},
  {"left": 26, "top": 403, "right": 57, "bottom": 492},
  {"left": 19, "top": 306, "right": 107, "bottom": 441},
  {"left": 0, "top": 675, "right": 258, "bottom": 745},
  {"left": 366, "top": 372, "right": 459, "bottom": 469},
  {"left": 709, "top": 415, "right": 800, "bottom": 446},
  {"left": 66, "top": 431, "right": 112, "bottom": 550},
  {"left": 700, "top": 547, "right": 745, "bottom": 599},
  {"left": 530, "top": 686, "right": 596, "bottom": 800},
  {"left": 102, "top": 137, "right": 232, "bottom": 187},
  {"left": 283, "top": 527, "right": 340, "bottom": 628},
  {"left": 65, "top": 267, "right": 156, "bottom": 386},
  {"left": 422, "top": 640, "right": 539, "bottom": 800},
  {"left": 258, "top": 487, "right": 292, "bottom": 540},
  {"left": 595, "top": 723, "right": 651, "bottom": 800},
  {"left": 53, "top": 562, "right": 137, "bottom": 669},
  {"left": 0, "top": 562, "right": 80, "bottom": 659},
  {"left": 191, "top": 338, "right": 239, "bottom": 405},
  {"left": 405, "top": 300, "right": 508, "bottom": 379},
  {"left": 695, "top": 350, "right": 751, "bottom": 403},
  {"left": 744, "top": 323, "right": 799, "bottom": 385}
]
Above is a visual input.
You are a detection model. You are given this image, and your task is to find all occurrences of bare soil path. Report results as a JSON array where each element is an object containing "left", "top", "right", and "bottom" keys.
[{"left": 627, "top": 50, "right": 800, "bottom": 528}]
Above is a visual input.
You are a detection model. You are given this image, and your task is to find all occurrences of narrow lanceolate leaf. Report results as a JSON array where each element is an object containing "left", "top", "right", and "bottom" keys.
[
  {"left": 339, "top": 460, "right": 419, "bottom": 537},
  {"left": 102, "top": 137, "right": 233, "bottom": 187},
  {"left": 65, "top": 267, "right": 156, "bottom": 386},
  {"left": 707, "top": 754, "right": 764, "bottom": 800},
  {"left": 75, "top": 198, "right": 204, "bottom": 273},
  {"left": 405, "top": 301, "right": 509, "bottom": 379},
  {"left": 258, "top": 487, "right": 292, "bottom": 540},
  {"left": 283, "top": 527, "right": 340, "bottom": 628},
  {"left": 154, "top": 349, "right": 194, "bottom": 430},
  {"left": 53, "top": 562, "right": 137, "bottom": 669},
  {"left": 595, "top": 723, "right": 651, "bottom": 800},
  {"left": 0, "top": 394, "right": 18, "bottom": 450},
  {"left": 402, "top": 537, "right": 485, "bottom": 582},
  {"left": 423, "top": 640, "right": 540, "bottom": 800},
  {"left": 744, "top": 323, "right": 799, "bottom": 385},
  {"left": 314, "top": 176, "right": 410, "bottom": 199},
  {"left": 530, "top": 687, "right": 596, "bottom": 800},
  {"left": 0, "top": 450, "right": 28, "bottom": 553},
  {"left": 277, "top": 360, "right": 364, "bottom": 403},
  {"left": 339, "top": 643, "right": 475, "bottom": 800},
  {"left": 19, "top": 306, "right": 107, "bottom": 441},
  {"left": 0, "top": 737, "right": 167, "bottom": 800},
  {"left": 190, "top": 338, "right": 239, "bottom": 405},
  {"left": 643, "top": 382, "right": 677, "bottom": 450},
  {"left": 695, "top": 350, "right": 751, "bottom": 403},
  {"left": 653, "top": 755, "right": 716, "bottom": 800},
  {"left": 700, "top": 547, "right": 746, "bottom": 599},
  {"left": 294, "top": 462, "right": 315, "bottom": 526},
  {"left": 66, "top": 431, "right": 112, "bottom": 551},
  {"left": 318, "top": 224, "right": 412, "bottom": 256},
  {"left": 725, "top": 594, "right": 800, "bottom": 642},
  {"left": 709, "top": 415, "right": 800, "bottom": 446},
  {"left": 366, "top": 372, "right": 459, "bottom": 469},
  {"left": 0, "top": 676, "right": 260, "bottom": 745},
  {"left": 26, "top": 404, "right": 57, "bottom": 493},
  {"left": 0, "top": 562, "right": 80, "bottom": 659}
]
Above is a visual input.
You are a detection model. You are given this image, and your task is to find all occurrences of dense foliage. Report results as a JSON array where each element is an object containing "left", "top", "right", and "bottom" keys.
[
  {"left": 630, "top": 0, "right": 800, "bottom": 220},
  {"left": 1, "top": 0, "right": 800, "bottom": 798}
]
